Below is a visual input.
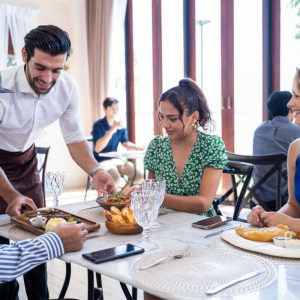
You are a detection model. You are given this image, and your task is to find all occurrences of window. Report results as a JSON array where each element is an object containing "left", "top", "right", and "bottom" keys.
[
  {"left": 132, "top": 0, "right": 154, "bottom": 146},
  {"left": 234, "top": 0, "right": 262, "bottom": 154},
  {"left": 281, "top": 0, "right": 300, "bottom": 90}
]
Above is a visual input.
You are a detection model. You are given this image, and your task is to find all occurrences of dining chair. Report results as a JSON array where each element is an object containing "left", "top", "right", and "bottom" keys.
[
  {"left": 213, "top": 160, "right": 253, "bottom": 221},
  {"left": 36, "top": 146, "right": 50, "bottom": 206},
  {"left": 226, "top": 151, "right": 287, "bottom": 212}
]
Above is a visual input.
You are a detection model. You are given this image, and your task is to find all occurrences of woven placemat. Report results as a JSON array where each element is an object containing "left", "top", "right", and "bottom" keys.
[{"left": 131, "top": 247, "right": 277, "bottom": 298}]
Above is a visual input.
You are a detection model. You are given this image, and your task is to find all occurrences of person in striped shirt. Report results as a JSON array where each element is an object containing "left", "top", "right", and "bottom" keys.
[{"left": 0, "top": 222, "right": 87, "bottom": 298}]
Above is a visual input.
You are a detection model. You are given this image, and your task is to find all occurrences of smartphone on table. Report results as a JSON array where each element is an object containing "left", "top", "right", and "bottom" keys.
[
  {"left": 82, "top": 243, "right": 144, "bottom": 264},
  {"left": 192, "top": 215, "right": 232, "bottom": 230}
]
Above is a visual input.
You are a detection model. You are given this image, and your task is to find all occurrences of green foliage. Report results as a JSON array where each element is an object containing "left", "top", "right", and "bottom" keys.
[{"left": 291, "top": 0, "right": 300, "bottom": 39}]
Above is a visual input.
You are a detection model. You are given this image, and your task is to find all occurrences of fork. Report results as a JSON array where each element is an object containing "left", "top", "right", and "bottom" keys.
[{"left": 139, "top": 246, "right": 191, "bottom": 270}]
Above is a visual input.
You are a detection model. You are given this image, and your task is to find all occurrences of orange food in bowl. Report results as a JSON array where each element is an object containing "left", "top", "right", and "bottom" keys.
[{"left": 104, "top": 206, "right": 142, "bottom": 235}]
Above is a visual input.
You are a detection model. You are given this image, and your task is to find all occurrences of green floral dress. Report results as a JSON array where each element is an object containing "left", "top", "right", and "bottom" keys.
[{"left": 144, "top": 132, "right": 228, "bottom": 217}]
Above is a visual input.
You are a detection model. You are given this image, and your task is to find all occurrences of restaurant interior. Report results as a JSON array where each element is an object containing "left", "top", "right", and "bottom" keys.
[{"left": 1, "top": 0, "right": 300, "bottom": 299}]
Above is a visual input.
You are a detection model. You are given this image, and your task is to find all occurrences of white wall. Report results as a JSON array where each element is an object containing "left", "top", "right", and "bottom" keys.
[{"left": 0, "top": 0, "right": 93, "bottom": 189}]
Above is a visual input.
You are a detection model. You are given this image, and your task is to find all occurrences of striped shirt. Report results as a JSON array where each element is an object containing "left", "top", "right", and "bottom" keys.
[{"left": 0, "top": 232, "right": 64, "bottom": 282}]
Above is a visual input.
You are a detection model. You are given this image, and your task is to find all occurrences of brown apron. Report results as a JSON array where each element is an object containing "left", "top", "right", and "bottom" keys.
[{"left": 0, "top": 144, "right": 44, "bottom": 214}]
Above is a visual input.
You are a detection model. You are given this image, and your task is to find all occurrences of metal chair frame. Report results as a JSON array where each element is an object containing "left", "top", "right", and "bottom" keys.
[
  {"left": 213, "top": 160, "right": 254, "bottom": 220},
  {"left": 36, "top": 146, "right": 50, "bottom": 206},
  {"left": 226, "top": 151, "right": 287, "bottom": 212}
]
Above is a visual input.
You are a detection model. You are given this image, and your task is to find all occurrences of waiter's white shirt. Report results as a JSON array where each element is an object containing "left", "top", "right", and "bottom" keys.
[{"left": 0, "top": 65, "right": 85, "bottom": 152}]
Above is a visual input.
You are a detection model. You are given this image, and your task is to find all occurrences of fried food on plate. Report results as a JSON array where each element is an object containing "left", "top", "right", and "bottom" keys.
[
  {"left": 121, "top": 207, "right": 136, "bottom": 224},
  {"left": 110, "top": 206, "right": 122, "bottom": 216},
  {"left": 104, "top": 206, "right": 137, "bottom": 224},
  {"left": 235, "top": 224, "right": 296, "bottom": 242}
]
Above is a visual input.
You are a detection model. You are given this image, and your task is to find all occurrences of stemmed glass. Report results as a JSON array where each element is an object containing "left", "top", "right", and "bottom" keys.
[
  {"left": 45, "top": 171, "right": 65, "bottom": 207},
  {"left": 131, "top": 190, "right": 161, "bottom": 250},
  {"left": 141, "top": 179, "right": 166, "bottom": 229}
]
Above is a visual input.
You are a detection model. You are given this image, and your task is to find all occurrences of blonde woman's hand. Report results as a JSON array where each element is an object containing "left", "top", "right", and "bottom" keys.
[{"left": 247, "top": 205, "right": 265, "bottom": 227}]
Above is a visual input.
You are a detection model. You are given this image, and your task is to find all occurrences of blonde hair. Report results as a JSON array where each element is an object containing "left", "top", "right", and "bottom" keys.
[{"left": 293, "top": 68, "right": 300, "bottom": 95}]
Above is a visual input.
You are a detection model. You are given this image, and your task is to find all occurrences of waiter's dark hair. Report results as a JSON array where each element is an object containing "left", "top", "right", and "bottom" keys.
[
  {"left": 24, "top": 25, "right": 71, "bottom": 62},
  {"left": 103, "top": 97, "right": 119, "bottom": 109},
  {"left": 158, "top": 78, "right": 214, "bottom": 131}
]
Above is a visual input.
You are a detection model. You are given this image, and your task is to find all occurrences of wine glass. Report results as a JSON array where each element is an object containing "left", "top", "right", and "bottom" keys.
[
  {"left": 45, "top": 171, "right": 65, "bottom": 207},
  {"left": 130, "top": 190, "right": 160, "bottom": 250},
  {"left": 141, "top": 179, "right": 166, "bottom": 229}
]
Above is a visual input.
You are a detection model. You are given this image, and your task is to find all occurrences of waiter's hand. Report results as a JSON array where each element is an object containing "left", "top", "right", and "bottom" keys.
[
  {"left": 5, "top": 195, "right": 37, "bottom": 217},
  {"left": 92, "top": 170, "right": 117, "bottom": 196}
]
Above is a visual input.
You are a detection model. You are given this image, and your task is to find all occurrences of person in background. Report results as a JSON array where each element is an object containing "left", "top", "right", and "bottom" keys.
[
  {"left": 0, "top": 223, "right": 87, "bottom": 299},
  {"left": 0, "top": 25, "right": 116, "bottom": 300},
  {"left": 252, "top": 90, "right": 300, "bottom": 210},
  {"left": 248, "top": 68, "right": 300, "bottom": 230},
  {"left": 143, "top": 78, "right": 227, "bottom": 216},
  {"left": 92, "top": 97, "right": 144, "bottom": 190}
]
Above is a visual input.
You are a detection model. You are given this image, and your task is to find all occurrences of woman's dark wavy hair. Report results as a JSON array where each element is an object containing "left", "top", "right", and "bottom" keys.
[
  {"left": 24, "top": 25, "right": 71, "bottom": 62},
  {"left": 158, "top": 78, "right": 214, "bottom": 132}
]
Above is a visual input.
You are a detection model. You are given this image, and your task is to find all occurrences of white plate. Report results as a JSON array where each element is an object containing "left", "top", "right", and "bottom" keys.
[
  {"left": 131, "top": 247, "right": 276, "bottom": 298},
  {"left": 221, "top": 229, "right": 300, "bottom": 258}
]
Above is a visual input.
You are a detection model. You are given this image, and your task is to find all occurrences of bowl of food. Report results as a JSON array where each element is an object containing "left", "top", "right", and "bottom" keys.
[
  {"left": 104, "top": 206, "right": 142, "bottom": 235},
  {"left": 29, "top": 215, "right": 47, "bottom": 227},
  {"left": 96, "top": 194, "right": 131, "bottom": 210}
]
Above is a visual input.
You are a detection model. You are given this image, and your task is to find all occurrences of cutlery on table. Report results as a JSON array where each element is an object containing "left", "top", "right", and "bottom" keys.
[
  {"left": 203, "top": 226, "right": 237, "bottom": 239},
  {"left": 139, "top": 246, "right": 191, "bottom": 270},
  {"left": 205, "top": 271, "right": 264, "bottom": 295}
]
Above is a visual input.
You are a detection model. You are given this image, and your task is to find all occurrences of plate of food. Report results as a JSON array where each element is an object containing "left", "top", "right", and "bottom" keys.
[
  {"left": 96, "top": 194, "right": 131, "bottom": 210},
  {"left": 11, "top": 208, "right": 100, "bottom": 236},
  {"left": 221, "top": 224, "right": 300, "bottom": 258},
  {"left": 104, "top": 206, "right": 142, "bottom": 235}
]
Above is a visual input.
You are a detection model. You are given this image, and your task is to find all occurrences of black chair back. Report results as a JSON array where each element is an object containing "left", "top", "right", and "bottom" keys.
[
  {"left": 213, "top": 160, "right": 253, "bottom": 220},
  {"left": 226, "top": 151, "right": 287, "bottom": 212},
  {"left": 36, "top": 147, "right": 50, "bottom": 206}
]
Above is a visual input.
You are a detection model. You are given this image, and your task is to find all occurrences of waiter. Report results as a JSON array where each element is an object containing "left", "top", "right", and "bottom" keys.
[{"left": 0, "top": 25, "right": 116, "bottom": 300}]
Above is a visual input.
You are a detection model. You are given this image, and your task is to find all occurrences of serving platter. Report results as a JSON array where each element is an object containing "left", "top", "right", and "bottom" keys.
[
  {"left": 11, "top": 208, "right": 100, "bottom": 236},
  {"left": 221, "top": 229, "right": 300, "bottom": 258}
]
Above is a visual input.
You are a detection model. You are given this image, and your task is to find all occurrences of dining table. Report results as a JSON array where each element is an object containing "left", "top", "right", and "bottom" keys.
[{"left": 0, "top": 201, "right": 300, "bottom": 300}]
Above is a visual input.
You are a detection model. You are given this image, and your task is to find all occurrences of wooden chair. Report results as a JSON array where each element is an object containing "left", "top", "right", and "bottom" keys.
[
  {"left": 36, "top": 146, "right": 50, "bottom": 206},
  {"left": 226, "top": 151, "right": 287, "bottom": 212},
  {"left": 213, "top": 160, "right": 253, "bottom": 221}
]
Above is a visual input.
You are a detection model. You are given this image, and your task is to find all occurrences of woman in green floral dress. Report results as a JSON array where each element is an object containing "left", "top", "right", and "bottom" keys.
[{"left": 144, "top": 78, "right": 227, "bottom": 216}]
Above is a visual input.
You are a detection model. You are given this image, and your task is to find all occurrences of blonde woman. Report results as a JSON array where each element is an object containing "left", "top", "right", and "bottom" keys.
[{"left": 248, "top": 68, "right": 300, "bottom": 229}]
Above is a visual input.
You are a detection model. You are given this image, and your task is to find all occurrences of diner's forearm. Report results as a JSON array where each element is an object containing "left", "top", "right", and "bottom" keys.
[
  {"left": 0, "top": 167, "right": 20, "bottom": 204},
  {"left": 279, "top": 201, "right": 300, "bottom": 218},
  {"left": 122, "top": 141, "right": 137, "bottom": 150},
  {"left": 95, "top": 129, "right": 114, "bottom": 152},
  {"left": 67, "top": 141, "right": 98, "bottom": 174},
  {"left": 163, "top": 193, "right": 213, "bottom": 213},
  {"left": 0, "top": 232, "right": 64, "bottom": 282}
]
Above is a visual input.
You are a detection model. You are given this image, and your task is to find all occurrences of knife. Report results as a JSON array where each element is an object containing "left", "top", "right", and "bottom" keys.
[
  {"left": 203, "top": 226, "right": 237, "bottom": 239},
  {"left": 205, "top": 271, "right": 264, "bottom": 295}
]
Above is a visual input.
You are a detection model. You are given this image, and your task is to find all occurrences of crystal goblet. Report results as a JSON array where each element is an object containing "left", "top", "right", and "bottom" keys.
[
  {"left": 141, "top": 179, "right": 166, "bottom": 229},
  {"left": 131, "top": 190, "right": 160, "bottom": 250},
  {"left": 45, "top": 171, "right": 65, "bottom": 207}
]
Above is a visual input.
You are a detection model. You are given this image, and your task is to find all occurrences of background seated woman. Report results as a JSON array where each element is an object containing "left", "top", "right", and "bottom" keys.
[
  {"left": 143, "top": 78, "right": 227, "bottom": 216},
  {"left": 248, "top": 68, "right": 300, "bottom": 230}
]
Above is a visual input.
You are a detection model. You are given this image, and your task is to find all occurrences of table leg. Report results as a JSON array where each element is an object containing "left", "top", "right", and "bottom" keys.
[
  {"left": 119, "top": 282, "right": 136, "bottom": 300},
  {"left": 58, "top": 262, "right": 71, "bottom": 299},
  {"left": 88, "top": 270, "right": 94, "bottom": 300}
]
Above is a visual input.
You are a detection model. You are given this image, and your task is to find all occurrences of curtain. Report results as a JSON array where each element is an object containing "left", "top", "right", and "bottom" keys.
[
  {"left": 6, "top": 5, "right": 38, "bottom": 66},
  {"left": 0, "top": 5, "right": 9, "bottom": 70},
  {"left": 86, "top": 0, "right": 127, "bottom": 121}
]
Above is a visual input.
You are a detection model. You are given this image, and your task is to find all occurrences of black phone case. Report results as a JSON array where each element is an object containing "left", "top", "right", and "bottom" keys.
[{"left": 82, "top": 245, "right": 144, "bottom": 264}]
